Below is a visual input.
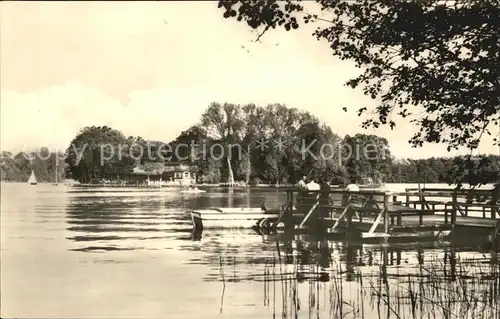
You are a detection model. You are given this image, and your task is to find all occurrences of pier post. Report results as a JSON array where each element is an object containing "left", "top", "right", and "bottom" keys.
[
  {"left": 285, "top": 191, "right": 294, "bottom": 231},
  {"left": 383, "top": 193, "right": 389, "bottom": 234},
  {"left": 285, "top": 191, "right": 290, "bottom": 214},
  {"left": 282, "top": 191, "right": 290, "bottom": 230},
  {"left": 444, "top": 203, "right": 448, "bottom": 224},
  {"left": 418, "top": 200, "right": 424, "bottom": 226},
  {"left": 451, "top": 191, "right": 457, "bottom": 227},
  {"left": 391, "top": 194, "right": 397, "bottom": 226},
  {"left": 493, "top": 220, "right": 500, "bottom": 250},
  {"left": 418, "top": 192, "right": 423, "bottom": 211}
]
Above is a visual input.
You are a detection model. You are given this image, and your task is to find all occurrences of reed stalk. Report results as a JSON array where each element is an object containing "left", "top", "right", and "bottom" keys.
[{"left": 257, "top": 242, "right": 500, "bottom": 319}]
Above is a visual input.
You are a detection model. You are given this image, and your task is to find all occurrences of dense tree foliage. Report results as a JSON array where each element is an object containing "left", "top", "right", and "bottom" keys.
[
  {"left": 1, "top": 149, "right": 65, "bottom": 183},
  {"left": 2, "top": 103, "right": 498, "bottom": 185},
  {"left": 217, "top": 0, "right": 500, "bottom": 185},
  {"left": 389, "top": 155, "right": 500, "bottom": 185},
  {"left": 65, "top": 126, "right": 128, "bottom": 183}
]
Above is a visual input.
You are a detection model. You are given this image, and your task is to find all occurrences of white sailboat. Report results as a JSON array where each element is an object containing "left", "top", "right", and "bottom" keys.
[{"left": 28, "top": 170, "right": 37, "bottom": 185}]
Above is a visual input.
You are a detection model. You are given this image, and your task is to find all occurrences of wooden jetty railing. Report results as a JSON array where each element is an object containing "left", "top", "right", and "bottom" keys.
[
  {"left": 266, "top": 187, "right": 500, "bottom": 242},
  {"left": 404, "top": 187, "right": 498, "bottom": 217}
]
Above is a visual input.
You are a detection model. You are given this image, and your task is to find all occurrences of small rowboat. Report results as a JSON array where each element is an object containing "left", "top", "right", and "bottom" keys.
[{"left": 190, "top": 207, "right": 281, "bottom": 230}]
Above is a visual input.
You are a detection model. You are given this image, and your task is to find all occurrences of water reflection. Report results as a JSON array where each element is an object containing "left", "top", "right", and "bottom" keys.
[
  {"left": 3, "top": 184, "right": 499, "bottom": 318},
  {"left": 64, "top": 188, "right": 284, "bottom": 252},
  {"left": 193, "top": 232, "right": 500, "bottom": 319},
  {"left": 66, "top": 192, "right": 192, "bottom": 251}
]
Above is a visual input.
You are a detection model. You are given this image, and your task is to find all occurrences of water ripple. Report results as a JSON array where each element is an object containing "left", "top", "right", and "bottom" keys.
[{"left": 1, "top": 183, "right": 499, "bottom": 319}]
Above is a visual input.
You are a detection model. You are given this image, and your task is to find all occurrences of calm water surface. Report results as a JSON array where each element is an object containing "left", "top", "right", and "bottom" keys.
[{"left": 1, "top": 183, "right": 499, "bottom": 318}]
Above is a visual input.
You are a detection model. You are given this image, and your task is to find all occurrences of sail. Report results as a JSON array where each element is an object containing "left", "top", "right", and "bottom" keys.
[{"left": 28, "top": 170, "right": 37, "bottom": 184}]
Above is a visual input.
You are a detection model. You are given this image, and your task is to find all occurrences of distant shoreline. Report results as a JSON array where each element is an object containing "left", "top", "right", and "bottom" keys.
[{"left": 2, "top": 181, "right": 496, "bottom": 190}]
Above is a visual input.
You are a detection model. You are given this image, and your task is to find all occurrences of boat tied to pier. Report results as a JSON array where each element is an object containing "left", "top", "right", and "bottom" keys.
[
  {"left": 189, "top": 187, "right": 500, "bottom": 245},
  {"left": 190, "top": 207, "right": 282, "bottom": 230}
]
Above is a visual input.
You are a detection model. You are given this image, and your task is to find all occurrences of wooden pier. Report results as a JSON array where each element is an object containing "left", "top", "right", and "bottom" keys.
[{"left": 258, "top": 187, "right": 500, "bottom": 245}]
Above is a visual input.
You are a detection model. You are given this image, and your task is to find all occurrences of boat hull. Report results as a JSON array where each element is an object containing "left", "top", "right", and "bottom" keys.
[
  {"left": 181, "top": 190, "right": 206, "bottom": 194},
  {"left": 191, "top": 208, "right": 280, "bottom": 229}
]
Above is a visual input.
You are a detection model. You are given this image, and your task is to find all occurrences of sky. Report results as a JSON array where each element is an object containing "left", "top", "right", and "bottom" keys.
[{"left": 1, "top": 1, "right": 498, "bottom": 159}]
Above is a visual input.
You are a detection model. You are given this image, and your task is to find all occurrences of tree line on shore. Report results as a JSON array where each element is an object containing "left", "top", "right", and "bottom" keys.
[
  {"left": 1, "top": 148, "right": 65, "bottom": 183},
  {"left": 214, "top": 1, "right": 499, "bottom": 187},
  {"left": 4, "top": 2, "right": 498, "bottom": 186},
  {"left": 2, "top": 103, "right": 498, "bottom": 185},
  {"left": 215, "top": 1, "right": 499, "bottom": 182}
]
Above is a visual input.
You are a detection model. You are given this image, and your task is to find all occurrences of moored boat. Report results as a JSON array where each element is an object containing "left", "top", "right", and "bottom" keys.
[
  {"left": 181, "top": 188, "right": 206, "bottom": 194},
  {"left": 190, "top": 207, "right": 281, "bottom": 230}
]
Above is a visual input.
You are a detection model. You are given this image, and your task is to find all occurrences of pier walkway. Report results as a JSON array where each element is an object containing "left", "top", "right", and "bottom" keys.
[{"left": 259, "top": 187, "right": 500, "bottom": 245}]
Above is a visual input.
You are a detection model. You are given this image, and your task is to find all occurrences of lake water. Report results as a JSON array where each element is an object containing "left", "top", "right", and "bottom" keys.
[{"left": 1, "top": 183, "right": 499, "bottom": 318}]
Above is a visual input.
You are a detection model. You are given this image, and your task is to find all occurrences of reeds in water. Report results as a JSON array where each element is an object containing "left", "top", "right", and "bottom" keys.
[
  {"left": 370, "top": 255, "right": 500, "bottom": 319},
  {"left": 258, "top": 243, "right": 500, "bottom": 319}
]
